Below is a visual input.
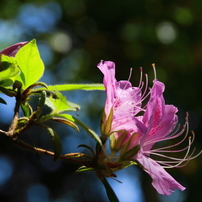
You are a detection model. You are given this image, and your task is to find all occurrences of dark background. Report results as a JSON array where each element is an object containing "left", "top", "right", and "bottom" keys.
[{"left": 0, "top": 0, "right": 201, "bottom": 202}]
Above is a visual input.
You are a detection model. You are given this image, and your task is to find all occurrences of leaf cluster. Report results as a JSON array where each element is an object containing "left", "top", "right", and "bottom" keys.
[
  {"left": 0, "top": 39, "right": 104, "bottom": 161},
  {"left": 0, "top": 39, "right": 119, "bottom": 202}
]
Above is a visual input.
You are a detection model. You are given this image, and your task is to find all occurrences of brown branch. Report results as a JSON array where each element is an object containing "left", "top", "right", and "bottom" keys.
[
  {"left": 7, "top": 88, "right": 22, "bottom": 137},
  {"left": 14, "top": 139, "right": 91, "bottom": 166}
]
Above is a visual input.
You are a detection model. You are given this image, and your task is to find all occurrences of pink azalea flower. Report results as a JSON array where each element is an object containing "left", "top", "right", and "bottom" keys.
[
  {"left": 0, "top": 42, "right": 27, "bottom": 57},
  {"left": 128, "top": 79, "right": 201, "bottom": 195},
  {"left": 98, "top": 60, "right": 201, "bottom": 195},
  {"left": 131, "top": 80, "right": 187, "bottom": 195},
  {"left": 97, "top": 60, "right": 146, "bottom": 143}
]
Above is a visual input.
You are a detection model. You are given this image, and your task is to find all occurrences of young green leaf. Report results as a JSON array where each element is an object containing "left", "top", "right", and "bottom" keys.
[
  {"left": 15, "top": 39, "right": 45, "bottom": 89},
  {"left": 45, "top": 91, "right": 80, "bottom": 113},
  {"left": 21, "top": 102, "right": 33, "bottom": 117},
  {"left": 50, "top": 116, "right": 79, "bottom": 132},
  {"left": 38, "top": 90, "right": 47, "bottom": 108},
  {"left": 0, "top": 55, "right": 21, "bottom": 86},
  {"left": 45, "top": 126, "right": 62, "bottom": 161},
  {"left": 76, "top": 166, "right": 94, "bottom": 173}
]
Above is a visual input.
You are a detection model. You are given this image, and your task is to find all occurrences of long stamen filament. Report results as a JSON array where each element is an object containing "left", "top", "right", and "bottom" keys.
[
  {"left": 151, "top": 125, "right": 189, "bottom": 153},
  {"left": 143, "top": 119, "right": 188, "bottom": 148},
  {"left": 152, "top": 63, "right": 157, "bottom": 80},
  {"left": 138, "top": 67, "right": 143, "bottom": 88},
  {"left": 154, "top": 136, "right": 192, "bottom": 168},
  {"left": 113, "top": 69, "right": 151, "bottom": 114},
  {"left": 128, "top": 68, "right": 133, "bottom": 81},
  {"left": 143, "top": 112, "right": 201, "bottom": 169}
]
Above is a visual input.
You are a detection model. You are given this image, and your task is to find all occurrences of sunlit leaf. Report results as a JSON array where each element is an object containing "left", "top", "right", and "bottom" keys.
[
  {"left": 15, "top": 39, "right": 45, "bottom": 89},
  {"left": 76, "top": 166, "right": 94, "bottom": 173},
  {"left": 45, "top": 91, "right": 80, "bottom": 113},
  {"left": 36, "top": 83, "right": 105, "bottom": 91},
  {"left": 0, "top": 79, "right": 14, "bottom": 87},
  {"left": 50, "top": 116, "right": 79, "bottom": 132},
  {"left": 0, "top": 55, "right": 21, "bottom": 86},
  {"left": 64, "top": 152, "right": 91, "bottom": 159}
]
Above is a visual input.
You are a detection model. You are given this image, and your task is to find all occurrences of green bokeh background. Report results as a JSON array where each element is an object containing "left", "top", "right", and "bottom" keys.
[{"left": 0, "top": 0, "right": 201, "bottom": 202}]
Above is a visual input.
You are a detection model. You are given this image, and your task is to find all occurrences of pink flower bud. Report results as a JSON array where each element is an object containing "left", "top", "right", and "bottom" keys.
[{"left": 0, "top": 41, "right": 28, "bottom": 57}]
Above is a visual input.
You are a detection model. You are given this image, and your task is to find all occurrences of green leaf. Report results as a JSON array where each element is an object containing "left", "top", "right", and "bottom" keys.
[
  {"left": 110, "top": 130, "right": 128, "bottom": 152},
  {"left": 0, "top": 79, "right": 13, "bottom": 87},
  {"left": 50, "top": 116, "right": 79, "bottom": 132},
  {"left": 76, "top": 166, "right": 94, "bottom": 173},
  {"left": 120, "top": 133, "right": 138, "bottom": 158},
  {"left": 77, "top": 144, "right": 95, "bottom": 156},
  {"left": 58, "top": 114, "right": 103, "bottom": 147},
  {"left": 100, "top": 177, "right": 119, "bottom": 202},
  {"left": 17, "top": 117, "right": 29, "bottom": 126},
  {"left": 15, "top": 39, "right": 45, "bottom": 89},
  {"left": 21, "top": 102, "right": 33, "bottom": 117},
  {"left": 45, "top": 126, "right": 62, "bottom": 161},
  {"left": 38, "top": 90, "right": 47, "bottom": 108},
  {"left": 102, "top": 108, "right": 113, "bottom": 136},
  {"left": 36, "top": 83, "right": 105, "bottom": 91},
  {"left": 120, "top": 145, "right": 140, "bottom": 161},
  {"left": 0, "top": 55, "right": 21, "bottom": 86},
  {"left": 45, "top": 91, "right": 80, "bottom": 113},
  {"left": 0, "top": 97, "right": 7, "bottom": 104}
]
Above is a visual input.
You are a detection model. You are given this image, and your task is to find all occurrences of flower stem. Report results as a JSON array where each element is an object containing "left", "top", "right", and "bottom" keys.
[{"left": 100, "top": 177, "right": 119, "bottom": 202}]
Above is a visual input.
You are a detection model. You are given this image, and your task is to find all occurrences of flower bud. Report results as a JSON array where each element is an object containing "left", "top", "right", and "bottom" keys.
[
  {"left": 0, "top": 42, "right": 27, "bottom": 57},
  {"left": 100, "top": 107, "right": 113, "bottom": 137}
]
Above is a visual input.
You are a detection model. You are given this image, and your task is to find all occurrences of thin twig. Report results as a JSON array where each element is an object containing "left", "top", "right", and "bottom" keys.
[{"left": 14, "top": 139, "right": 90, "bottom": 165}]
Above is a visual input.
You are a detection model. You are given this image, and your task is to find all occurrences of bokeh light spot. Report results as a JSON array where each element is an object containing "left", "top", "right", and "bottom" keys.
[
  {"left": 156, "top": 22, "right": 177, "bottom": 44},
  {"left": 50, "top": 32, "right": 72, "bottom": 53}
]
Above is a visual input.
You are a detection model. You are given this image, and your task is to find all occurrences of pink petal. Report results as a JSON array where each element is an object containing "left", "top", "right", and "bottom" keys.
[
  {"left": 142, "top": 80, "right": 165, "bottom": 128},
  {"left": 115, "top": 80, "right": 141, "bottom": 116},
  {"left": 97, "top": 60, "right": 142, "bottom": 120},
  {"left": 97, "top": 60, "right": 116, "bottom": 118},
  {"left": 141, "top": 80, "right": 178, "bottom": 150},
  {"left": 135, "top": 152, "right": 185, "bottom": 195}
]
